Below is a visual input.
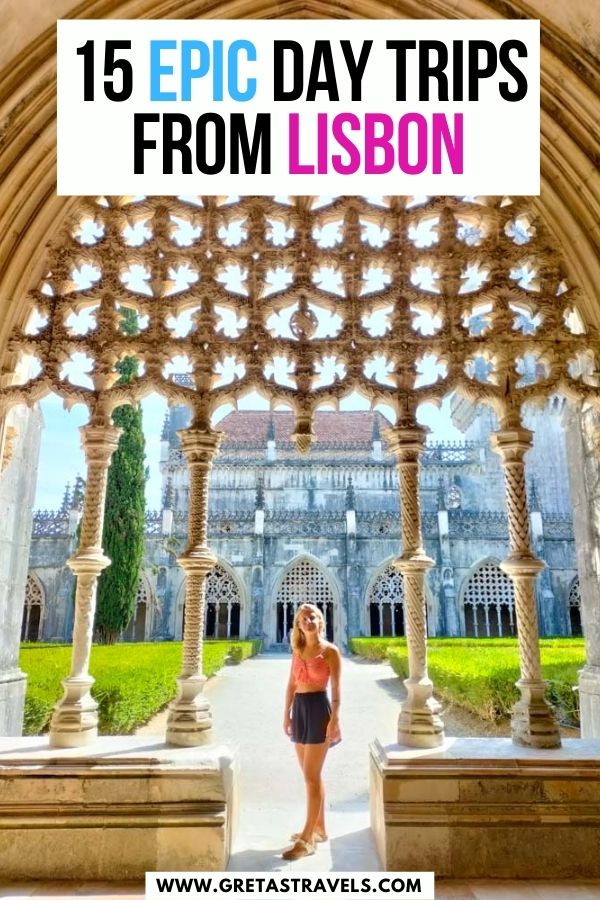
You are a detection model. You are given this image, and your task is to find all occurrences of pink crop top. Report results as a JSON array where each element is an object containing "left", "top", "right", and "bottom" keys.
[{"left": 292, "top": 652, "right": 330, "bottom": 690}]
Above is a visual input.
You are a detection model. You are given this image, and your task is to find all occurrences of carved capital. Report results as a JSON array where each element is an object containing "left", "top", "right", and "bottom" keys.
[
  {"left": 383, "top": 424, "right": 428, "bottom": 462},
  {"left": 178, "top": 428, "right": 222, "bottom": 467},
  {"left": 490, "top": 427, "right": 534, "bottom": 463},
  {"left": 81, "top": 423, "right": 122, "bottom": 464}
]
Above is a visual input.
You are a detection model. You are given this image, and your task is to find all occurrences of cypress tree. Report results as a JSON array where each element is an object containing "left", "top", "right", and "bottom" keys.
[{"left": 95, "top": 308, "right": 146, "bottom": 643}]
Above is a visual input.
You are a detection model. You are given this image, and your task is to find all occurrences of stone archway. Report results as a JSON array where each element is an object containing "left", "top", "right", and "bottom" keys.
[
  {"left": 175, "top": 558, "right": 246, "bottom": 640},
  {"left": 204, "top": 562, "right": 244, "bottom": 639},
  {"left": 21, "top": 573, "right": 45, "bottom": 642},
  {"left": 460, "top": 558, "right": 516, "bottom": 638},
  {"left": 121, "top": 573, "right": 158, "bottom": 642},
  {"left": 365, "top": 563, "right": 405, "bottom": 638},
  {"left": 568, "top": 575, "right": 582, "bottom": 637},
  {"left": 2, "top": 191, "right": 597, "bottom": 750},
  {"left": 273, "top": 555, "right": 340, "bottom": 646}
]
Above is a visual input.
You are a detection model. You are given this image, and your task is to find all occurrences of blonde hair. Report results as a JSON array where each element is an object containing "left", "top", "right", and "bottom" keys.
[{"left": 291, "top": 603, "right": 325, "bottom": 652}]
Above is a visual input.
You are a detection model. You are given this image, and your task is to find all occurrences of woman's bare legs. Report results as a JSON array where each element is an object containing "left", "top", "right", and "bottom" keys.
[
  {"left": 297, "top": 742, "right": 329, "bottom": 844},
  {"left": 293, "top": 744, "right": 326, "bottom": 840}
]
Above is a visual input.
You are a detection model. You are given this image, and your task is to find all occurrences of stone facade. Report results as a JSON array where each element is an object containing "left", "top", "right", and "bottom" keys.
[{"left": 27, "top": 406, "right": 579, "bottom": 650}]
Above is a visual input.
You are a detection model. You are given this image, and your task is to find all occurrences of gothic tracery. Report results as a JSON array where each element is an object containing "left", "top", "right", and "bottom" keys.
[{"left": 1, "top": 195, "right": 597, "bottom": 434}]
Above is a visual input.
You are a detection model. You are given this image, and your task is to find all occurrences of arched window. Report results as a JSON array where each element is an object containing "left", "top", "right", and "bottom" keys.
[
  {"left": 21, "top": 574, "right": 44, "bottom": 642},
  {"left": 204, "top": 564, "right": 241, "bottom": 639},
  {"left": 276, "top": 559, "right": 335, "bottom": 643},
  {"left": 568, "top": 577, "right": 582, "bottom": 636},
  {"left": 463, "top": 562, "right": 516, "bottom": 637},
  {"left": 367, "top": 565, "right": 405, "bottom": 637},
  {"left": 122, "top": 578, "right": 152, "bottom": 642}
]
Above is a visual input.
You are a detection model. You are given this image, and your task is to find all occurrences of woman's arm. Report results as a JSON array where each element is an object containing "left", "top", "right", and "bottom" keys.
[
  {"left": 325, "top": 645, "right": 342, "bottom": 743},
  {"left": 283, "top": 656, "right": 296, "bottom": 736}
]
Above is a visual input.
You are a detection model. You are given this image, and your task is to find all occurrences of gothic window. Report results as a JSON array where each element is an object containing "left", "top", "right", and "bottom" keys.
[
  {"left": 122, "top": 577, "right": 152, "bottom": 642},
  {"left": 21, "top": 574, "right": 44, "bottom": 642},
  {"left": 568, "top": 576, "right": 582, "bottom": 636},
  {"left": 276, "top": 559, "right": 335, "bottom": 643},
  {"left": 367, "top": 565, "right": 405, "bottom": 637},
  {"left": 204, "top": 564, "right": 241, "bottom": 639},
  {"left": 446, "top": 484, "right": 462, "bottom": 509},
  {"left": 463, "top": 562, "right": 516, "bottom": 637}
]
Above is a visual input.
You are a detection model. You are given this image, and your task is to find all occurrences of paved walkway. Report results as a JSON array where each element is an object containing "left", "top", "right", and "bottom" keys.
[
  {"left": 136, "top": 654, "right": 600, "bottom": 898},
  {"left": 139, "top": 653, "right": 402, "bottom": 871}
]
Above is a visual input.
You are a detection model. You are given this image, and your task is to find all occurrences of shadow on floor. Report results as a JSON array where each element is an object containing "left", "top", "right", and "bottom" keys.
[{"left": 329, "top": 827, "right": 382, "bottom": 871}]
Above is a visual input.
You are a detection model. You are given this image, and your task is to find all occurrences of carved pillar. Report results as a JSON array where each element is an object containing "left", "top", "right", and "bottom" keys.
[
  {"left": 491, "top": 424, "right": 561, "bottom": 748},
  {"left": 385, "top": 424, "right": 444, "bottom": 748},
  {"left": 166, "top": 427, "right": 222, "bottom": 746},
  {"left": 49, "top": 420, "right": 122, "bottom": 747}
]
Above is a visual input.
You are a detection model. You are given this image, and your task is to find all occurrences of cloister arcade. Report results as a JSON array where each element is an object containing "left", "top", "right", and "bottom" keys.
[
  {"left": 2, "top": 0, "right": 600, "bottom": 881},
  {"left": 1, "top": 189, "right": 598, "bottom": 751}
]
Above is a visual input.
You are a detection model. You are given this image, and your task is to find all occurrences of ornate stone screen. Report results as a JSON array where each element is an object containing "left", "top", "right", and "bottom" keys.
[
  {"left": 21, "top": 574, "right": 44, "bottom": 642},
  {"left": 204, "top": 563, "right": 241, "bottom": 639},
  {"left": 276, "top": 558, "right": 335, "bottom": 643},
  {"left": 368, "top": 565, "right": 405, "bottom": 637},
  {"left": 568, "top": 576, "right": 582, "bottom": 636},
  {"left": 121, "top": 577, "right": 152, "bottom": 642},
  {"left": 3, "top": 195, "right": 598, "bottom": 439},
  {"left": 463, "top": 561, "right": 516, "bottom": 637}
]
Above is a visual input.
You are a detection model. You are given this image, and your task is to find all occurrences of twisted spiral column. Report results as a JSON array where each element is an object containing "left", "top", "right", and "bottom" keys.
[
  {"left": 166, "top": 427, "right": 222, "bottom": 746},
  {"left": 49, "top": 421, "right": 122, "bottom": 748},
  {"left": 491, "top": 426, "right": 561, "bottom": 748},
  {"left": 385, "top": 425, "right": 444, "bottom": 748}
]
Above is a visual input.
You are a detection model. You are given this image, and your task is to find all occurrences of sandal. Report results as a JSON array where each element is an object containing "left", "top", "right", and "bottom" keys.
[
  {"left": 282, "top": 838, "right": 315, "bottom": 860},
  {"left": 290, "top": 831, "right": 327, "bottom": 843}
]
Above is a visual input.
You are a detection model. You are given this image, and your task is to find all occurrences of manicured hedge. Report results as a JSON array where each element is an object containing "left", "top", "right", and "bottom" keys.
[
  {"left": 20, "top": 639, "right": 262, "bottom": 736},
  {"left": 350, "top": 636, "right": 584, "bottom": 726}
]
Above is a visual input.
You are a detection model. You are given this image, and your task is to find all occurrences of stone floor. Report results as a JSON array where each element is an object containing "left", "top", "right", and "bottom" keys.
[{"left": 2, "top": 654, "right": 598, "bottom": 897}]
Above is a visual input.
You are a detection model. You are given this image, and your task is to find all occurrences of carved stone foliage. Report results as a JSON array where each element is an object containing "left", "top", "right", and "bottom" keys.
[{"left": 2, "top": 196, "right": 598, "bottom": 435}]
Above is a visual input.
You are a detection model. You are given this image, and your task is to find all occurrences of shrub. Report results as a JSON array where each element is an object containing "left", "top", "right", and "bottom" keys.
[
  {"left": 20, "top": 639, "right": 261, "bottom": 736},
  {"left": 348, "top": 637, "right": 404, "bottom": 661},
  {"left": 352, "top": 636, "right": 584, "bottom": 726}
]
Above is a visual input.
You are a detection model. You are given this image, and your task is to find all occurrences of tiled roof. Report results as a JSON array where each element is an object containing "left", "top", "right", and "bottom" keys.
[{"left": 217, "top": 410, "right": 390, "bottom": 445}]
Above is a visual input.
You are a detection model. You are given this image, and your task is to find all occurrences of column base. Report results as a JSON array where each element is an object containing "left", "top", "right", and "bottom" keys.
[
  {"left": 511, "top": 679, "right": 561, "bottom": 748},
  {"left": 166, "top": 675, "right": 212, "bottom": 746},
  {"left": 398, "top": 677, "right": 445, "bottom": 748},
  {"left": 49, "top": 675, "right": 98, "bottom": 748},
  {"left": 579, "top": 665, "right": 600, "bottom": 738}
]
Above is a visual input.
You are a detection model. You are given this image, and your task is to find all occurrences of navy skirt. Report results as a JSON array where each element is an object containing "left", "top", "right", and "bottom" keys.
[{"left": 291, "top": 691, "right": 331, "bottom": 744}]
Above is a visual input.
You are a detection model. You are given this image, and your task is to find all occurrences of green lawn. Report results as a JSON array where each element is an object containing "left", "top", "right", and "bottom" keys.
[
  {"left": 20, "top": 639, "right": 261, "bottom": 736},
  {"left": 349, "top": 636, "right": 585, "bottom": 726}
]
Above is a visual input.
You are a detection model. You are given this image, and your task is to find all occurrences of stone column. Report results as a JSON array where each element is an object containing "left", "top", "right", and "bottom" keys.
[
  {"left": 385, "top": 424, "right": 444, "bottom": 748},
  {"left": 49, "top": 420, "right": 121, "bottom": 748},
  {"left": 166, "top": 427, "right": 222, "bottom": 746},
  {"left": 491, "top": 424, "right": 561, "bottom": 748},
  {"left": 564, "top": 405, "right": 600, "bottom": 736}
]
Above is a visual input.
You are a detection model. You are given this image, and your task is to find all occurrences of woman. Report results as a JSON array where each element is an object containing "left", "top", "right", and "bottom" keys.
[{"left": 282, "top": 603, "right": 342, "bottom": 861}]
